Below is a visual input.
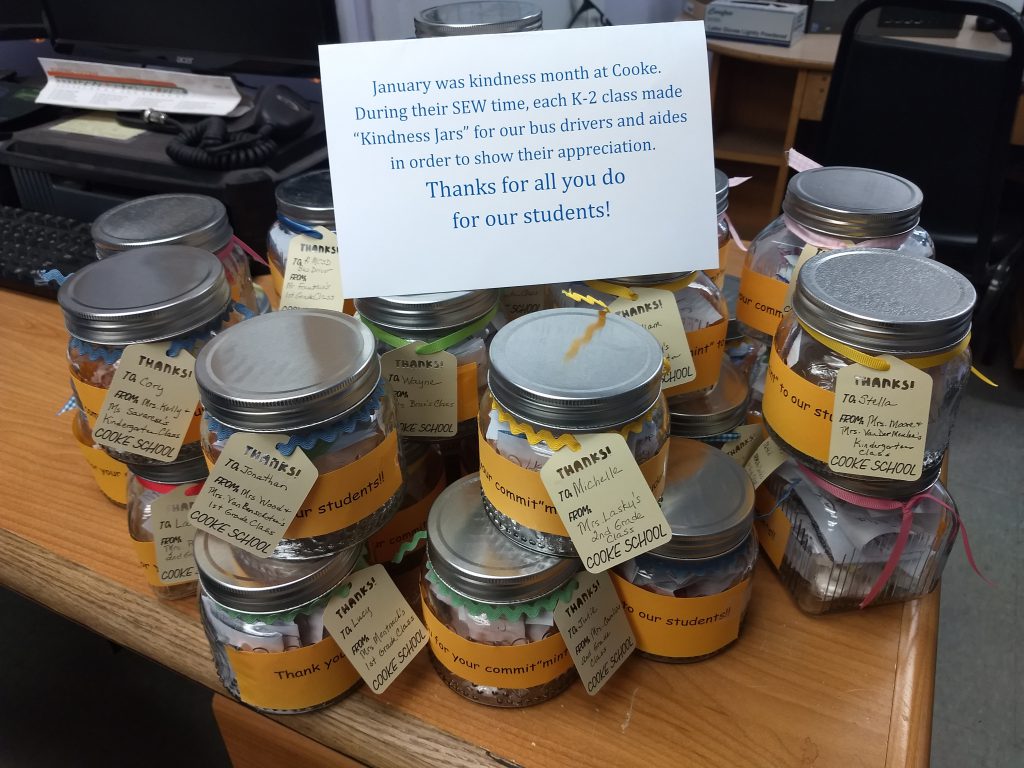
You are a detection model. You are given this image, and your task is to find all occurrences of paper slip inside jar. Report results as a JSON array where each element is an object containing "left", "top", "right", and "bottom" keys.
[
  {"left": 381, "top": 344, "right": 458, "bottom": 438},
  {"left": 279, "top": 227, "right": 344, "bottom": 312},
  {"left": 745, "top": 436, "right": 788, "bottom": 489},
  {"left": 151, "top": 485, "right": 200, "bottom": 586},
  {"left": 609, "top": 287, "right": 696, "bottom": 390},
  {"left": 828, "top": 356, "right": 931, "bottom": 482},
  {"left": 92, "top": 344, "right": 199, "bottom": 462},
  {"left": 324, "top": 564, "right": 428, "bottom": 694},
  {"left": 541, "top": 433, "right": 671, "bottom": 573},
  {"left": 189, "top": 433, "right": 317, "bottom": 557}
]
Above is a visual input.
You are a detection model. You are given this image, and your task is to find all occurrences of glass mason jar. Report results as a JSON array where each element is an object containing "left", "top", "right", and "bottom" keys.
[
  {"left": 195, "top": 532, "right": 363, "bottom": 714},
  {"left": 421, "top": 474, "right": 578, "bottom": 707},
  {"left": 704, "top": 169, "right": 731, "bottom": 290},
  {"left": 612, "top": 439, "right": 757, "bottom": 662},
  {"left": 763, "top": 249, "right": 975, "bottom": 498},
  {"left": 725, "top": 319, "right": 766, "bottom": 384},
  {"left": 194, "top": 310, "right": 406, "bottom": 559},
  {"left": 356, "top": 290, "right": 502, "bottom": 481},
  {"left": 72, "top": 407, "right": 130, "bottom": 506},
  {"left": 127, "top": 446, "right": 207, "bottom": 600},
  {"left": 756, "top": 460, "right": 959, "bottom": 614},
  {"left": 59, "top": 246, "right": 237, "bottom": 466},
  {"left": 479, "top": 309, "right": 670, "bottom": 556},
  {"left": 668, "top": 358, "right": 751, "bottom": 444},
  {"left": 91, "top": 193, "right": 260, "bottom": 314},
  {"left": 553, "top": 272, "right": 729, "bottom": 400},
  {"left": 737, "top": 166, "right": 934, "bottom": 346},
  {"left": 414, "top": 1, "right": 542, "bottom": 37}
]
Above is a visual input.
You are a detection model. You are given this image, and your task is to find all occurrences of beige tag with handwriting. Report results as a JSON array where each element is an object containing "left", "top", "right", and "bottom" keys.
[
  {"left": 324, "top": 564, "right": 428, "bottom": 694},
  {"left": 541, "top": 433, "right": 671, "bottom": 573},
  {"left": 151, "top": 485, "right": 199, "bottom": 586},
  {"left": 829, "top": 356, "right": 931, "bottom": 481},
  {"left": 610, "top": 287, "right": 695, "bottom": 391},
  {"left": 93, "top": 344, "right": 198, "bottom": 462},
  {"left": 782, "top": 244, "right": 820, "bottom": 315},
  {"left": 722, "top": 424, "right": 765, "bottom": 467},
  {"left": 381, "top": 344, "right": 458, "bottom": 438},
  {"left": 554, "top": 571, "right": 636, "bottom": 695},
  {"left": 499, "top": 285, "right": 546, "bottom": 320},
  {"left": 280, "top": 228, "right": 344, "bottom": 312},
  {"left": 189, "top": 433, "right": 317, "bottom": 558},
  {"left": 744, "top": 436, "right": 788, "bottom": 489}
]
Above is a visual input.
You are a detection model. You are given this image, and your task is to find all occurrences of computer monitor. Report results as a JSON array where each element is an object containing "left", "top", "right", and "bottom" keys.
[{"left": 0, "top": 0, "right": 46, "bottom": 41}]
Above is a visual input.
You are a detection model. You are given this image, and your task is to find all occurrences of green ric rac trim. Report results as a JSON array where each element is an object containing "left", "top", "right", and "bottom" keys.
[
  {"left": 425, "top": 562, "right": 579, "bottom": 621},
  {"left": 391, "top": 530, "right": 428, "bottom": 564}
]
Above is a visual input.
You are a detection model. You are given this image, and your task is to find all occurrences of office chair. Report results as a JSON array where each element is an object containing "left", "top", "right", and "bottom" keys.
[{"left": 817, "top": 0, "right": 1024, "bottom": 359}]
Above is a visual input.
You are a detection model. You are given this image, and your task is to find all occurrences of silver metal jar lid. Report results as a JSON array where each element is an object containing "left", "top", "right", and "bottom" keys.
[
  {"left": 275, "top": 170, "right": 335, "bottom": 226},
  {"left": 715, "top": 168, "right": 729, "bottom": 216},
  {"left": 414, "top": 1, "right": 542, "bottom": 36},
  {"left": 427, "top": 474, "right": 578, "bottom": 604},
  {"left": 194, "top": 310, "right": 381, "bottom": 432},
  {"left": 794, "top": 249, "right": 976, "bottom": 355},
  {"left": 355, "top": 290, "right": 499, "bottom": 336},
  {"left": 668, "top": 359, "right": 750, "bottom": 438},
  {"left": 606, "top": 271, "right": 695, "bottom": 287},
  {"left": 650, "top": 438, "right": 755, "bottom": 561},
  {"left": 194, "top": 531, "right": 362, "bottom": 615},
  {"left": 128, "top": 444, "right": 208, "bottom": 484},
  {"left": 782, "top": 166, "right": 923, "bottom": 239},
  {"left": 487, "top": 308, "right": 665, "bottom": 431},
  {"left": 91, "top": 194, "right": 232, "bottom": 254},
  {"left": 58, "top": 246, "right": 232, "bottom": 345}
]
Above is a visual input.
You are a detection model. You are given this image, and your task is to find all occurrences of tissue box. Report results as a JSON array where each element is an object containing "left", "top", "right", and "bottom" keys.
[{"left": 704, "top": 0, "right": 808, "bottom": 47}]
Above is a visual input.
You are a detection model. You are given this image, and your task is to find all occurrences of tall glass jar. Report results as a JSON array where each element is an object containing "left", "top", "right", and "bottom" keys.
[
  {"left": 668, "top": 359, "right": 751, "bottom": 444},
  {"left": 763, "top": 249, "right": 975, "bottom": 498},
  {"left": 422, "top": 474, "right": 578, "bottom": 707},
  {"left": 91, "top": 193, "right": 259, "bottom": 313},
  {"left": 267, "top": 170, "right": 339, "bottom": 303},
  {"left": 414, "top": 1, "right": 542, "bottom": 37},
  {"left": 127, "top": 446, "right": 207, "bottom": 600},
  {"left": 194, "top": 310, "right": 405, "bottom": 559},
  {"left": 737, "top": 167, "right": 934, "bottom": 346},
  {"left": 612, "top": 439, "right": 757, "bottom": 662},
  {"left": 705, "top": 169, "right": 731, "bottom": 290},
  {"left": 195, "top": 532, "right": 363, "bottom": 714},
  {"left": 479, "top": 309, "right": 670, "bottom": 556},
  {"left": 59, "top": 246, "right": 237, "bottom": 466}
]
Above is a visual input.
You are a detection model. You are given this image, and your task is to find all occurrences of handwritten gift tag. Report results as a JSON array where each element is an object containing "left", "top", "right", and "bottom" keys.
[
  {"left": 722, "top": 424, "right": 765, "bottom": 467},
  {"left": 279, "top": 228, "right": 344, "bottom": 312},
  {"left": 92, "top": 344, "right": 199, "bottom": 462},
  {"left": 541, "top": 434, "right": 670, "bottom": 573},
  {"left": 188, "top": 433, "right": 317, "bottom": 557},
  {"left": 381, "top": 344, "right": 458, "bottom": 438},
  {"left": 151, "top": 485, "right": 200, "bottom": 586},
  {"left": 609, "top": 288, "right": 695, "bottom": 391},
  {"left": 499, "top": 285, "right": 547, "bottom": 321},
  {"left": 744, "top": 436, "right": 788, "bottom": 489},
  {"left": 829, "top": 356, "right": 931, "bottom": 481}
]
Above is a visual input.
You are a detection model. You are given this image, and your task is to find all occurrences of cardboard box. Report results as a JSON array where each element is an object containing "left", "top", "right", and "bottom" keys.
[{"left": 704, "top": 0, "right": 807, "bottom": 47}]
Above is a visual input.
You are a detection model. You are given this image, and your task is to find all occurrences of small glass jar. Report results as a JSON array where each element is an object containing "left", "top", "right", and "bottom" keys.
[
  {"left": 668, "top": 359, "right": 751, "bottom": 444},
  {"left": 737, "top": 167, "right": 934, "bottom": 345},
  {"left": 267, "top": 170, "right": 336, "bottom": 298},
  {"left": 195, "top": 532, "right": 363, "bottom": 714},
  {"left": 479, "top": 309, "right": 670, "bottom": 556},
  {"left": 553, "top": 272, "right": 729, "bottom": 400},
  {"left": 72, "top": 407, "right": 130, "bottom": 506},
  {"left": 59, "top": 246, "right": 236, "bottom": 465},
  {"left": 756, "top": 460, "right": 959, "bottom": 614},
  {"left": 611, "top": 438, "right": 757, "bottom": 662},
  {"left": 705, "top": 169, "right": 731, "bottom": 290},
  {"left": 91, "top": 193, "right": 260, "bottom": 313},
  {"left": 414, "top": 1, "right": 542, "bottom": 37},
  {"left": 195, "top": 310, "right": 405, "bottom": 559},
  {"left": 763, "top": 249, "right": 975, "bottom": 498},
  {"left": 127, "top": 446, "right": 207, "bottom": 600},
  {"left": 421, "top": 474, "right": 578, "bottom": 707}
]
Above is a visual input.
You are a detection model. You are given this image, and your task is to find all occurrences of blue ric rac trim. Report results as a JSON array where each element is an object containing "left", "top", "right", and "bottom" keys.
[
  {"left": 70, "top": 310, "right": 236, "bottom": 363},
  {"left": 698, "top": 432, "right": 741, "bottom": 444},
  {"left": 756, "top": 479, "right": 800, "bottom": 520}
]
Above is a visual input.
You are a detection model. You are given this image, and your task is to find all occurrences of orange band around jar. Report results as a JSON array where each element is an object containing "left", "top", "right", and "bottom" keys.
[
  {"left": 736, "top": 267, "right": 788, "bottom": 338},
  {"left": 663, "top": 321, "right": 728, "bottom": 398},
  {"left": 761, "top": 345, "right": 835, "bottom": 463}
]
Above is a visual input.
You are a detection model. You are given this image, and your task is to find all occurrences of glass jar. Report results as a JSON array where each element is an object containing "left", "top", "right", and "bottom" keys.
[
  {"left": 421, "top": 474, "right": 578, "bottom": 707},
  {"left": 127, "top": 446, "right": 207, "bottom": 600},
  {"left": 91, "top": 193, "right": 260, "bottom": 314},
  {"left": 479, "top": 308, "right": 670, "bottom": 556},
  {"left": 705, "top": 169, "right": 731, "bottom": 290},
  {"left": 611, "top": 438, "right": 757, "bottom": 662},
  {"left": 725, "top": 319, "right": 766, "bottom": 384},
  {"left": 553, "top": 272, "right": 729, "bottom": 400},
  {"left": 668, "top": 359, "right": 751, "bottom": 444},
  {"left": 763, "top": 249, "right": 975, "bottom": 498},
  {"left": 59, "top": 246, "right": 236, "bottom": 465},
  {"left": 737, "top": 167, "right": 934, "bottom": 346},
  {"left": 195, "top": 532, "right": 363, "bottom": 713},
  {"left": 756, "top": 460, "right": 959, "bottom": 614},
  {"left": 414, "top": 1, "right": 542, "bottom": 37},
  {"left": 72, "top": 407, "right": 130, "bottom": 506},
  {"left": 194, "top": 310, "right": 405, "bottom": 559}
]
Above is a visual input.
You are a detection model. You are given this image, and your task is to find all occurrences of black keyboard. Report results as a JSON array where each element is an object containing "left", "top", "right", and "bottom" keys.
[{"left": 0, "top": 205, "right": 98, "bottom": 299}]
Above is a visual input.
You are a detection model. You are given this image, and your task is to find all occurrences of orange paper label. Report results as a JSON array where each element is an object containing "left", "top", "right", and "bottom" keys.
[
  {"left": 366, "top": 470, "right": 446, "bottom": 564},
  {"left": 269, "top": 258, "right": 285, "bottom": 295},
  {"left": 74, "top": 427, "right": 129, "bottom": 504},
  {"left": 736, "top": 267, "right": 787, "bottom": 338},
  {"left": 762, "top": 346, "right": 835, "bottom": 463},
  {"left": 456, "top": 362, "right": 480, "bottom": 423},
  {"left": 226, "top": 636, "right": 360, "bottom": 711},
  {"left": 131, "top": 539, "right": 163, "bottom": 587},
  {"left": 72, "top": 377, "right": 201, "bottom": 443},
  {"left": 611, "top": 573, "right": 752, "bottom": 658},
  {"left": 421, "top": 592, "right": 573, "bottom": 689},
  {"left": 288, "top": 431, "right": 403, "bottom": 538},
  {"left": 754, "top": 485, "right": 792, "bottom": 569},
  {"left": 663, "top": 321, "right": 728, "bottom": 398}
]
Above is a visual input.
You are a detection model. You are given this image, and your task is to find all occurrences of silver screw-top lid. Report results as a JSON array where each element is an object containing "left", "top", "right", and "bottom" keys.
[
  {"left": 194, "top": 310, "right": 381, "bottom": 432},
  {"left": 715, "top": 168, "right": 729, "bottom": 216},
  {"left": 414, "top": 1, "right": 542, "bottom": 36},
  {"left": 668, "top": 359, "right": 750, "bottom": 438},
  {"left": 275, "top": 170, "right": 335, "bottom": 226},
  {"left": 355, "top": 290, "right": 499, "bottom": 336},
  {"left": 58, "top": 246, "right": 232, "bottom": 345},
  {"left": 650, "top": 438, "right": 754, "bottom": 561},
  {"left": 782, "top": 166, "right": 923, "bottom": 239},
  {"left": 92, "top": 194, "right": 232, "bottom": 256},
  {"left": 794, "top": 249, "right": 976, "bottom": 355},
  {"left": 488, "top": 308, "right": 665, "bottom": 431},
  {"left": 606, "top": 271, "right": 695, "bottom": 287},
  {"left": 195, "top": 531, "right": 362, "bottom": 615},
  {"left": 427, "top": 474, "right": 578, "bottom": 604},
  {"left": 127, "top": 443, "right": 208, "bottom": 484}
]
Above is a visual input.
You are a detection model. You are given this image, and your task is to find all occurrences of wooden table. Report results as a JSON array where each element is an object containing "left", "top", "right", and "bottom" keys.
[{"left": 0, "top": 264, "right": 938, "bottom": 767}]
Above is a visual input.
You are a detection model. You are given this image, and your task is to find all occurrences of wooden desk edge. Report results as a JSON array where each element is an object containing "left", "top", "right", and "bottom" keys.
[{"left": 707, "top": 38, "right": 837, "bottom": 72}]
